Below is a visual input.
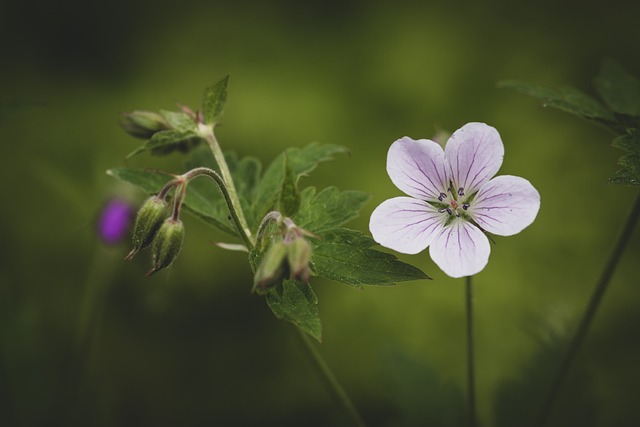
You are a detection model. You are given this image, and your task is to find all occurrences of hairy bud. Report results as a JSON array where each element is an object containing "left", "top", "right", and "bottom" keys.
[
  {"left": 126, "top": 196, "right": 168, "bottom": 260},
  {"left": 253, "top": 241, "right": 289, "bottom": 294},
  {"left": 147, "top": 219, "right": 185, "bottom": 276},
  {"left": 120, "top": 110, "right": 169, "bottom": 139},
  {"left": 287, "top": 237, "right": 312, "bottom": 283}
]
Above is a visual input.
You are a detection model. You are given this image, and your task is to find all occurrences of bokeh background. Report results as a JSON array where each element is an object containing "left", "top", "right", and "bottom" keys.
[{"left": 2, "top": 0, "right": 640, "bottom": 426}]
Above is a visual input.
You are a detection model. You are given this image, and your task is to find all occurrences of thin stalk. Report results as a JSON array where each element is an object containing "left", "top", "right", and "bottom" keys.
[
  {"left": 183, "top": 167, "right": 254, "bottom": 251},
  {"left": 465, "top": 276, "right": 477, "bottom": 427},
  {"left": 199, "top": 124, "right": 254, "bottom": 246},
  {"left": 296, "top": 328, "right": 367, "bottom": 427},
  {"left": 536, "top": 192, "right": 640, "bottom": 427}
]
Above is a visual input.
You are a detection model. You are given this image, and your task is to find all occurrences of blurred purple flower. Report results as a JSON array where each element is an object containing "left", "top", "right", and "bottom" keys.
[
  {"left": 98, "top": 198, "right": 134, "bottom": 245},
  {"left": 369, "top": 122, "right": 540, "bottom": 278}
]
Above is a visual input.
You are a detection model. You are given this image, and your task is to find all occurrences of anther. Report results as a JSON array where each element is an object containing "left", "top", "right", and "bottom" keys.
[
  {"left": 438, "top": 208, "right": 446, "bottom": 213},
  {"left": 458, "top": 187, "right": 465, "bottom": 196},
  {"left": 438, "top": 192, "right": 447, "bottom": 201},
  {"left": 462, "top": 203, "right": 470, "bottom": 210},
  {"left": 446, "top": 208, "right": 452, "bottom": 215}
]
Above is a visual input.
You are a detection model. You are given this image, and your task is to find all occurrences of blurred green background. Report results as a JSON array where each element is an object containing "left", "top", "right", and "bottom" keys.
[{"left": 2, "top": 0, "right": 640, "bottom": 426}]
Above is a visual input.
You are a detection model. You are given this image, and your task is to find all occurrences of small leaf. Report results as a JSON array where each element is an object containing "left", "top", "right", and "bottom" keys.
[
  {"left": 159, "top": 110, "right": 197, "bottom": 132},
  {"left": 594, "top": 59, "right": 640, "bottom": 117},
  {"left": 498, "top": 80, "right": 615, "bottom": 122},
  {"left": 294, "top": 187, "right": 370, "bottom": 233},
  {"left": 311, "top": 229, "right": 430, "bottom": 287},
  {"left": 266, "top": 280, "right": 321, "bottom": 341},
  {"left": 612, "top": 129, "right": 640, "bottom": 154},
  {"left": 253, "top": 143, "right": 349, "bottom": 225},
  {"left": 279, "top": 156, "right": 301, "bottom": 217},
  {"left": 126, "top": 130, "right": 201, "bottom": 158},
  {"left": 202, "top": 75, "right": 230, "bottom": 125}
]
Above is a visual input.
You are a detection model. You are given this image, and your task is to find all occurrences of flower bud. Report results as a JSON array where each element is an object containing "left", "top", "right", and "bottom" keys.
[
  {"left": 253, "top": 241, "right": 289, "bottom": 294},
  {"left": 120, "top": 110, "right": 169, "bottom": 139},
  {"left": 126, "top": 196, "right": 168, "bottom": 260},
  {"left": 147, "top": 218, "right": 185, "bottom": 276},
  {"left": 287, "top": 238, "right": 312, "bottom": 283}
]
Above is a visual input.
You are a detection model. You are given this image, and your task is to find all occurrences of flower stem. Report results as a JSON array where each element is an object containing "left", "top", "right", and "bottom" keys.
[
  {"left": 535, "top": 191, "right": 640, "bottom": 427},
  {"left": 182, "top": 167, "right": 254, "bottom": 251},
  {"left": 199, "top": 124, "right": 255, "bottom": 247},
  {"left": 295, "top": 328, "right": 367, "bottom": 427},
  {"left": 465, "top": 275, "right": 477, "bottom": 427}
]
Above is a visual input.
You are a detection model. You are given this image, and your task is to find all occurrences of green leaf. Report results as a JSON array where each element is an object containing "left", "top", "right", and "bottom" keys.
[
  {"left": 594, "top": 59, "right": 640, "bottom": 117},
  {"left": 253, "top": 143, "right": 349, "bottom": 225},
  {"left": 159, "top": 110, "right": 197, "bottom": 132},
  {"left": 311, "top": 229, "right": 430, "bottom": 287},
  {"left": 608, "top": 153, "right": 640, "bottom": 186},
  {"left": 279, "top": 156, "right": 301, "bottom": 217},
  {"left": 126, "top": 129, "right": 201, "bottom": 158},
  {"left": 498, "top": 80, "right": 615, "bottom": 122},
  {"left": 265, "top": 280, "right": 321, "bottom": 341},
  {"left": 294, "top": 187, "right": 370, "bottom": 233},
  {"left": 612, "top": 129, "right": 640, "bottom": 154},
  {"left": 202, "top": 75, "right": 229, "bottom": 125},
  {"left": 106, "top": 167, "right": 237, "bottom": 235}
]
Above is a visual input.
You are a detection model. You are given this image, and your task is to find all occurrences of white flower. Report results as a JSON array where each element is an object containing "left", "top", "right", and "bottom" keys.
[{"left": 369, "top": 122, "right": 540, "bottom": 278}]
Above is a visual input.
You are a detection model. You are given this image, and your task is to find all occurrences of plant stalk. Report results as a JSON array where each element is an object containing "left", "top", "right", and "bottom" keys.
[
  {"left": 296, "top": 328, "right": 367, "bottom": 427},
  {"left": 535, "top": 192, "right": 640, "bottom": 427},
  {"left": 466, "top": 275, "right": 477, "bottom": 427}
]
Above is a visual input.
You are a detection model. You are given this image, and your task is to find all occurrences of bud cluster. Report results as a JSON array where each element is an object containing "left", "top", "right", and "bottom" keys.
[
  {"left": 253, "top": 217, "right": 314, "bottom": 294},
  {"left": 126, "top": 180, "right": 187, "bottom": 276}
]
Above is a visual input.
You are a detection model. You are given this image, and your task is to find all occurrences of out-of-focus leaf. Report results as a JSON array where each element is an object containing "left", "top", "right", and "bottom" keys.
[
  {"left": 279, "top": 156, "right": 301, "bottom": 217},
  {"left": 202, "top": 75, "right": 229, "bottom": 125},
  {"left": 265, "top": 280, "right": 321, "bottom": 341},
  {"left": 294, "top": 187, "right": 370, "bottom": 233},
  {"left": 594, "top": 59, "right": 640, "bottom": 117},
  {"left": 159, "top": 110, "right": 197, "bottom": 132},
  {"left": 126, "top": 130, "right": 201, "bottom": 158},
  {"left": 311, "top": 229, "right": 430, "bottom": 287},
  {"left": 612, "top": 129, "right": 640, "bottom": 154},
  {"left": 498, "top": 80, "right": 615, "bottom": 122}
]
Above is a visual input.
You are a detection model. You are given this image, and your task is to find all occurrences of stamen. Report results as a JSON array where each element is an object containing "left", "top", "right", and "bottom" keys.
[
  {"left": 446, "top": 208, "right": 452, "bottom": 215},
  {"left": 438, "top": 208, "right": 446, "bottom": 213},
  {"left": 438, "top": 192, "right": 447, "bottom": 201},
  {"left": 462, "top": 203, "right": 470, "bottom": 210},
  {"left": 458, "top": 187, "right": 465, "bottom": 196}
]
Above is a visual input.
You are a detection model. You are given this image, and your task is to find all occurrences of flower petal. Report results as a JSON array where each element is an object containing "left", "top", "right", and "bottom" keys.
[
  {"left": 429, "top": 220, "right": 490, "bottom": 278},
  {"left": 369, "top": 197, "right": 445, "bottom": 254},
  {"left": 387, "top": 137, "right": 449, "bottom": 200},
  {"left": 470, "top": 175, "right": 540, "bottom": 236},
  {"left": 445, "top": 123, "right": 504, "bottom": 193}
]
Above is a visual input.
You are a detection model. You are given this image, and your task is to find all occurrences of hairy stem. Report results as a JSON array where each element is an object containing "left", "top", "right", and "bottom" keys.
[
  {"left": 199, "top": 124, "right": 254, "bottom": 246},
  {"left": 536, "top": 192, "right": 640, "bottom": 427},
  {"left": 183, "top": 167, "right": 254, "bottom": 250},
  {"left": 296, "top": 328, "right": 367, "bottom": 427},
  {"left": 466, "top": 276, "right": 477, "bottom": 427}
]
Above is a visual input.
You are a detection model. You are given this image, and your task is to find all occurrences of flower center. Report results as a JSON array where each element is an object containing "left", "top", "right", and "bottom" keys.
[{"left": 435, "top": 186, "right": 472, "bottom": 219}]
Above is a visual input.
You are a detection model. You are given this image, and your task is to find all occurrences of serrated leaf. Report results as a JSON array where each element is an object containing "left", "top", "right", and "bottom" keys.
[
  {"left": 607, "top": 167, "right": 640, "bottom": 186},
  {"left": 311, "top": 229, "right": 430, "bottom": 287},
  {"left": 126, "top": 129, "right": 201, "bottom": 158},
  {"left": 612, "top": 129, "right": 640, "bottom": 154},
  {"left": 498, "top": 80, "right": 614, "bottom": 122},
  {"left": 594, "top": 59, "right": 640, "bottom": 117},
  {"left": 202, "top": 75, "right": 229, "bottom": 125},
  {"left": 279, "top": 156, "right": 301, "bottom": 217},
  {"left": 294, "top": 187, "right": 370, "bottom": 233},
  {"left": 265, "top": 280, "right": 321, "bottom": 341},
  {"left": 159, "top": 110, "right": 197, "bottom": 132},
  {"left": 106, "top": 167, "right": 237, "bottom": 235},
  {"left": 253, "top": 143, "right": 349, "bottom": 225}
]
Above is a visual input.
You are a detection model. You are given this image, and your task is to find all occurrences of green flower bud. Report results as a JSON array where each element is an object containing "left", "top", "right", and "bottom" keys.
[
  {"left": 147, "top": 218, "right": 185, "bottom": 276},
  {"left": 120, "top": 110, "right": 169, "bottom": 139},
  {"left": 125, "top": 196, "right": 168, "bottom": 260},
  {"left": 253, "top": 241, "right": 289, "bottom": 294},
  {"left": 287, "top": 238, "right": 312, "bottom": 283}
]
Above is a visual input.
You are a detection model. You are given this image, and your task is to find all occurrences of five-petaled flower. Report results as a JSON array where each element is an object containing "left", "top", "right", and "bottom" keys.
[{"left": 369, "top": 122, "right": 540, "bottom": 278}]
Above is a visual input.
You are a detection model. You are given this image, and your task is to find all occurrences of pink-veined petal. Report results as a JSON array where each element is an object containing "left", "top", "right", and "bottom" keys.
[
  {"left": 429, "top": 220, "right": 490, "bottom": 278},
  {"left": 470, "top": 175, "right": 540, "bottom": 236},
  {"left": 445, "top": 123, "right": 504, "bottom": 193},
  {"left": 369, "top": 197, "right": 446, "bottom": 254},
  {"left": 387, "top": 137, "right": 449, "bottom": 201}
]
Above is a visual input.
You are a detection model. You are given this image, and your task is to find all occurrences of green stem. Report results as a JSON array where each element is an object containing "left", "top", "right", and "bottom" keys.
[
  {"left": 535, "top": 192, "right": 640, "bottom": 427},
  {"left": 199, "top": 124, "right": 254, "bottom": 246},
  {"left": 182, "top": 167, "right": 254, "bottom": 250},
  {"left": 465, "top": 276, "right": 477, "bottom": 427},
  {"left": 296, "top": 328, "right": 367, "bottom": 427}
]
